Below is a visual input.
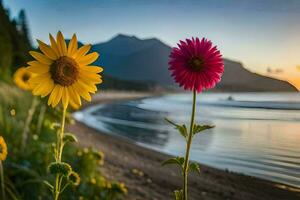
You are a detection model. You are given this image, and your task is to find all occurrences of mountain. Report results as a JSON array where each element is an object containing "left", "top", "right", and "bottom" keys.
[
  {"left": 93, "top": 34, "right": 296, "bottom": 92},
  {"left": 92, "top": 34, "right": 173, "bottom": 85},
  {"left": 216, "top": 60, "right": 296, "bottom": 92}
]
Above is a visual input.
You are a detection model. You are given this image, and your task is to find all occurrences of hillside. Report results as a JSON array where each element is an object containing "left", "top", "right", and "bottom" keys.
[
  {"left": 0, "top": 1, "right": 31, "bottom": 81},
  {"left": 93, "top": 34, "right": 296, "bottom": 92},
  {"left": 217, "top": 59, "right": 296, "bottom": 92}
]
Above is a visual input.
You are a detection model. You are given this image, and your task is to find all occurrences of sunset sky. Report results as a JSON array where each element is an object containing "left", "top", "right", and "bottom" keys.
[{"left": 3, "top": 0, "right": 300, "bottom": 89}]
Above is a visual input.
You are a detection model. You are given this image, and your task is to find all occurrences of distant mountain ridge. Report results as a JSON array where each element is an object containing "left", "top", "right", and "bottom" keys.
[{"left": 92, "top": 34, "right": 296, "bottom": 92}]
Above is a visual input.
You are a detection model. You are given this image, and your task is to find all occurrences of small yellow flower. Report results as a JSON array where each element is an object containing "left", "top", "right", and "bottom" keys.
[
  {"left": 27, "top": 31, "right": 103, "bottom": 109},
  {"left": 10, "top": 109, "right": 16, "bottom": 116},
  {"left": 32, "top": 134, "right": 39, "bottom": 140},
  {"left": 90, "top": 178, "right": 96, "bottom": 184},
  {"left": 77, "top": 150, "right": 83, "bottom": 157},
  {"left": 106, "top": 182, "right": 112, "bottom": 189},
  {"left": 0, "top": 136, "right": 8, "bottom": 161},
  {"left": 13, "top": 67, "right": 34, "bottom": 90},
  {"left": 118, "top": 182, "right": 128, "bottom": 194},
  {"left": 83, "top": 148, "right": 89, "bottom": 154}
]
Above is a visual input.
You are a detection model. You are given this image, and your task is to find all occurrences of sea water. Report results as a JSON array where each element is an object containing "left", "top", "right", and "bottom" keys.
[{"left": 74, "top": 92, "right": 300, "bottom": 188}]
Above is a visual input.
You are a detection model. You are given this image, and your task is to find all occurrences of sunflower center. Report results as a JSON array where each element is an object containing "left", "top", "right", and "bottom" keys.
[
  {"left": 22, "top": 74, "right": 30, "bottom": 82},
  {"left": 189, "top": 57, "right": 204, "bottom": 71},
  {"left": 50, "top": 56, "right": 79, "bottom": 86}
]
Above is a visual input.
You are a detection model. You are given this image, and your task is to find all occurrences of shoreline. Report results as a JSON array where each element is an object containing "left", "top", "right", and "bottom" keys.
[{"left": 68, "top": 91, "right": 300, "bottom": 200}]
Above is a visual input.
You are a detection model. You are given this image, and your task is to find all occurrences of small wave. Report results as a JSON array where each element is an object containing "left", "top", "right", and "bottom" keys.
[{"left": 203, "top": 100, "right": 300, "bottom": 110}]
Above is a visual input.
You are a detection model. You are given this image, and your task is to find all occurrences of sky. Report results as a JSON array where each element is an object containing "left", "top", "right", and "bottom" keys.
[{"left": 3, "top": 0, "right": 300, "bottom": 88}]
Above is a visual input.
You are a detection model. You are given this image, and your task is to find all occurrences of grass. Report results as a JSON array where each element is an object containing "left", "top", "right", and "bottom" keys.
[{"left": 0, "top": 81, "right": 127, "bottom": 200}]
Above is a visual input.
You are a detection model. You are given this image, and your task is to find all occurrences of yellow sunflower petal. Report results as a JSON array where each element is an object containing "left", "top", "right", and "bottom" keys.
[
  {"left": 49, "top": 33, "right": 60, "bottom": 57},
  {"left": 62, "top": 87, "right": 69, "bottom": 108},
  {"left": 32, "top": 83, "right": 43, "bottom": 94},
  {"left": 27, "top": 65, "right": 49, "bottom": 74},
  {"left": 0, "top": 137, "right": 7, "bottom": 161},
  {"left": 27, "top": 61, "right": 49, "bottom": 67},
  {"left": 41, "top": 79, "right": 54, "bottom": 97},
  {"left": 48, "top": 85, "right": 60, "bottom": 106},
  {"left": 29, "top": 51, "right": 53, "bottom": 65},
  {"left": 56, "top": 31, "right": 68, "bottom": 56},
  {"left": 72, "top": 44, "right": 91, "bottom": 59},
  {"left": 69, "top": 100, "right": 80, "bottom": 110},
  {"left": 37, "top": 39, "right": 58, "bottom": 60},
  {"left": 52, "top": 85, "right": 63, "bottom": 107},
  {"left": 80, "top": 72, "right": 102, "bottom": 83},
  {"left": 73, "top": 82, "right": 91, "bottom": 102},
  {"left": 78, "top": 79, "right": 97, "bottom": 93},
  {"left": 77, "top": 52, "right": 99, "bottom": 66},
  {"left": 29, "top": 73, "right": 51, "bottom": 84},
  {"left": 68, "top": 34, "right": 78, "bottom": 56},
  {"left": 78, "top": 79, "right": 97, "bottom": 94},
  {"left": 70, "top": 85, "right": 82, "bottom": 106},
  {"left": 80, "top": 65, "right": 103, "bottom": 73},
  {"left": 32, "top": 82, "right": 50, "bottom": 96},
  {"left": 68, "top": 87, "right": 79, "bottom": 108}
]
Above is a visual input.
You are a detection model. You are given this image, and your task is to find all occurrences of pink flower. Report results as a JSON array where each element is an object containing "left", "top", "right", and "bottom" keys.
[{"left": 169, "top": 37, "right": 224, "bottom": 92}]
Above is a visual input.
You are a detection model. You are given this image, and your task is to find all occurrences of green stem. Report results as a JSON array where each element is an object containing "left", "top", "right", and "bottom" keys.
[
  {"left": 54, "top": 107, "right": 67, "bottom": 200},
  {"left": 58, "top": 108, "right": 66, "bottom": 162},
  {"left": 21, "top": 97, "right": 39, "bottom": 150},
  {"left": 0, "top": 161, "right": 5, "bottom": 200},
  {"left": 37, "top": 105, "right": 46, "bottom": 135},
  {"left": 60, "top": 182, "right": 70, "bottom": 194},
  {"left": 182, "top": 90, "right": 197, "bottom": 200}
]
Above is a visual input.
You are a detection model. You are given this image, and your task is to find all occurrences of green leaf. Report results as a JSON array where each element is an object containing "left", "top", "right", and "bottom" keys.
[
  {"left": 50, "top": 122, "right": 60, "bottom": 130},
  {"left": 162, "top": 157, "right": 185, "bottom": 168},
  {"left": 174, "top": 189, "right": 184, "bottom": 200},
  {"left": 43, "top": 180, "right": 54, "bottom": 190},
  {"left": 63, "top": 133, "right": 78, "bottom": 143},
  {"left": 193, "top": 124, "right": 214, "bottom": 136},
  {"left": 165, "top": 118, "right": 188, "bottom": 138},
  {"left": 189, "top": 162, "right": 200, "bottom": 175}
]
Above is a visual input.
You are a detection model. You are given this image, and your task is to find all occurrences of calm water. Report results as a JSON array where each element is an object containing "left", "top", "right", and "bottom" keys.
[{"left": 74, "top": 93, "right": 300, "bottom": 188}]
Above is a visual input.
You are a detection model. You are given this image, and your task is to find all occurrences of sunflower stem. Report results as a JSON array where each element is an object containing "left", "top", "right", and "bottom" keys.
[
  {"left": 54, "top": 107, "right": 67, "bottom": 200},
  {"left": 21, "top": 96, "right": 39, "bottom": 151},
  {"left": 182, "top": 90, "right": 197, "bottom": 200},
  {"left": 36, "top": 104, "right": 46, "bottom": 135},
  {"left": 0, "top": 161, "right": 5, "bottom": 200}
]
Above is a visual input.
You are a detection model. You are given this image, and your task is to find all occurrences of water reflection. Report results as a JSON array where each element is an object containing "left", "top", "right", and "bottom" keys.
[
  {"left": 75, "top": 93, "right": 300, "bottom": 187},
  {"left": 91, "top": 103, "right": 170, "bottom": 146}
]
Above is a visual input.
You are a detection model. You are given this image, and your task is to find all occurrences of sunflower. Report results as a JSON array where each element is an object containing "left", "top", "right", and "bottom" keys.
[
  {"left": 0, "top": 136, "right": 7, "bottom": 161},
  {"left": 13, "top": 67, "right": 34, "bottom": 90},
  {"left": 27, "top": 31, "right": 103, "bottom": 109}
]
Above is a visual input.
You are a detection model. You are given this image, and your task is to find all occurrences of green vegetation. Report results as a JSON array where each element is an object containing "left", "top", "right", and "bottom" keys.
[
  {"left": 0, "top": 82, "right": 127, "bottom": 199},
  {"left": 0, "top": 0, "right": 31, "bottom": 82},
  {"left": 0, "top": 3, "right": 127, "bottom": 198}
]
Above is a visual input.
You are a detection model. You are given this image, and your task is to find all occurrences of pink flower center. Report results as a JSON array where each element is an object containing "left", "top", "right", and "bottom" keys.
[{"left": 189, "top": 57, "right": 204, "bottom": 71}]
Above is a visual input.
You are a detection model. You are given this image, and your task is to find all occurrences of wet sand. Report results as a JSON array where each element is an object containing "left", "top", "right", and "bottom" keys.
[{"left": 67, "top": 91, "right": 300, "bottom": 200}]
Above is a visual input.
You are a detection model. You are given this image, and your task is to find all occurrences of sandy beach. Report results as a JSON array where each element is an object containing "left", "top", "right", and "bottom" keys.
[{"left": 68, "top": 91, "right": 300, "bottom": 200}]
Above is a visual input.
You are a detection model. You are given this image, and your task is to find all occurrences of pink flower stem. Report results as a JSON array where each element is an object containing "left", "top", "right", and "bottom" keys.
[{"left": 183, "top": 89, "right": 197, "bottom": 200}]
